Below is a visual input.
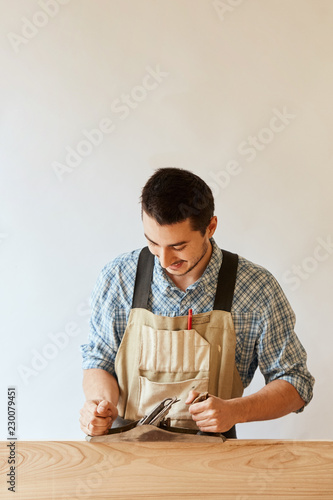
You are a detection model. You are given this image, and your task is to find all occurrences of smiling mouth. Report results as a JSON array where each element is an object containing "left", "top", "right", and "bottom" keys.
[{"left": 168, "top": 261, "right": 184, "bottom": 270}]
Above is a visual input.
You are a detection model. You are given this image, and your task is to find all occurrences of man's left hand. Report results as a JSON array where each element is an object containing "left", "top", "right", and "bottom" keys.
[{"left": 186, "top": 391, "right": 237, "bottom": 433}]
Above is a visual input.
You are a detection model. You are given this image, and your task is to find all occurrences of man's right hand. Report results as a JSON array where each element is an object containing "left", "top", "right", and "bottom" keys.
[{"left": 79, "top": 399, "right": 118, "bottom": 436}]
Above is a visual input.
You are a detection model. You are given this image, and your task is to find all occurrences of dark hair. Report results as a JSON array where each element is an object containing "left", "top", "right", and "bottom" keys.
[{"left": 141, "top": 168, "right": 214, "bottom": 235}]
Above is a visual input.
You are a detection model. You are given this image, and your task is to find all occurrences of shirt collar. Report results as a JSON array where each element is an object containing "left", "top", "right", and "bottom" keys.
[{"left": 153, "top": 237, "right": 222, "bottom": 294}]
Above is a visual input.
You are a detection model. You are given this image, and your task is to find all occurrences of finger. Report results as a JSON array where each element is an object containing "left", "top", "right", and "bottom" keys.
[
  {"left": 192, "top": 413, "right": 215, "bottom": 428},
  {"left": 80, "top": 409, "right": 112, "bottom": 427},
  {"left": 188, "top": 400, "right": 208, "bottom": 415},
  {"left": 80, "top": 405, "right": 96, "bottom": 421},
  {"left": 190, "top": 411, "right": 209, "bottom": 423},
  {"left": 80, "top": 406, "right": 101, "bottom": 424},
  {"left": 80, "top": 421, "right": 90, "bottom": 436},
  {"left": 82, "top": 401, "right": 101, "bottom": 420},
  {"left": 197, "top": 424, "right": 219, "bottom": 433},
  {"left": 79, "top": 418, "right": 95, "bottom": 436},
  {"left": 88, "top": 420, "right": 111, "bottom": 436},
  {"left": 191, "top": 408, "right": 215, "bottom": 424},
  {"left": 80, "top": 417, "right": 111, "bottom": 436},
  {"left": 90, "top": 415, "right": 113, "bottom": 428},
  {"left": 81, "top": 422, "right": 107, "bottom": 437}
]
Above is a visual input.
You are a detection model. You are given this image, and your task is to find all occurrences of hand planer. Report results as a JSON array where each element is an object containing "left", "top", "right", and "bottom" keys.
[{"left": 86, "top": 394, "right": 226, "bottom": 443}]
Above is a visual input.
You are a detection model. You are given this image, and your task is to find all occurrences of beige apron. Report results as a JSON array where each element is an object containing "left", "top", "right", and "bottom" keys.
[{"left": 115, "top": 247, "right": 243, "bottom": 431}]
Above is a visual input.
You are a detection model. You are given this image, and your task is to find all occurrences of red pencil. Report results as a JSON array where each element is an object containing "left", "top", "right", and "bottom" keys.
[{"left": 188, "top": 308, "right": 193, "bottom": 329}]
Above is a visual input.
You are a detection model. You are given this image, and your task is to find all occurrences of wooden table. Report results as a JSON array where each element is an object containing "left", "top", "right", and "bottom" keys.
[{"left": 1, "top": 440, "right": 333, "bottom": 499}]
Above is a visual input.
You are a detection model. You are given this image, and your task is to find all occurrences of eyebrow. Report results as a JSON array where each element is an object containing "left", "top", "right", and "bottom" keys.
[{"left": 144, "top": 233, "right": 189, "bottom": 247}]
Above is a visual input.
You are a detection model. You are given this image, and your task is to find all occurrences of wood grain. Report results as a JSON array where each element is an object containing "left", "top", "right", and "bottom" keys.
[{"left": 1, "top": 440, "right": 333, "bottom": 499}]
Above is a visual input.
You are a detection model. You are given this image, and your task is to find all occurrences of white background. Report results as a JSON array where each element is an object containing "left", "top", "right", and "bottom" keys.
[{"left": 1, "top": 0, "right": 332, "bottom": 440}]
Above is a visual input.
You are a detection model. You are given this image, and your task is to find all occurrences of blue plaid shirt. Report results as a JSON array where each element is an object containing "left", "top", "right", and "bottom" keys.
[{"left": 80, "top": 238, "right": 314, "bottom": 409}]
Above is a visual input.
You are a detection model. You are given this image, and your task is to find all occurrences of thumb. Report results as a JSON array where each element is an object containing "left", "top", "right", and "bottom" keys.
[
  {"left": 97, "top": 400, "right": 111, "bottom": 415},
  {"left": 185, "top": 390, "right": 200, "bottom": 405}
]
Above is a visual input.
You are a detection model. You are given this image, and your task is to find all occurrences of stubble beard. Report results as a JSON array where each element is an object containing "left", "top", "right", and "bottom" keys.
[{"left": 168, "top": 240, "right": 210, "bottom": 277}]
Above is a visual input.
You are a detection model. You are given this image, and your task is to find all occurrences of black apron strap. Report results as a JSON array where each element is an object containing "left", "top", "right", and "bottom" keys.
[
  {"left": 213, "top": 250, "right": 238, "bottom": 312},
  {"left": 131, "top": 246, "right": 154, "bottom": 309}
]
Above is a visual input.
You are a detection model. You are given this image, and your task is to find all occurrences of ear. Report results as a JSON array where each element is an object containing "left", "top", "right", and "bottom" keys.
[{"left": 207, "top": 216, "right": 217, "bottom": 238}]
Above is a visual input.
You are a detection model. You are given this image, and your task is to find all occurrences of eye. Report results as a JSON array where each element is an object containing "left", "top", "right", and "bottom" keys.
[{"left": 174, "top": 245, "right": 186, "bottom": 251}]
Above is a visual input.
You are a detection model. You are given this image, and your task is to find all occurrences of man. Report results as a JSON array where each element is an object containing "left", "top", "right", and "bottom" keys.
[{"left": 80, "top": 168, "right": 314, "bottom": 437}]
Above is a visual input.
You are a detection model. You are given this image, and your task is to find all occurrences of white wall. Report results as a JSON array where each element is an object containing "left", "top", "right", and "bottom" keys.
[{"left": 1, "top": 0, "right": 332, "bottom": 440}]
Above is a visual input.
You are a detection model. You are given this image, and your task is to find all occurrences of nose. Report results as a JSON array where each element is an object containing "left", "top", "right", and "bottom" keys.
[{"left": 157, "top": 247, "right": 175, "bottom": 269}]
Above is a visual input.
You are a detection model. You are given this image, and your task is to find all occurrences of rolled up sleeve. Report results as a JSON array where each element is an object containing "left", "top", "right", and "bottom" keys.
[
  {"left": 80, "top": 265, "right": 126, "bottom": 378},
  {"left": 256, "top": 274, "right": 315, "bottom": 412}
]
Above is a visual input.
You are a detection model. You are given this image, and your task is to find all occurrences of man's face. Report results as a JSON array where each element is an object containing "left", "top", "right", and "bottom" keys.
[{"left": 142, "top": 212, "right": 217, "bottom": 277}]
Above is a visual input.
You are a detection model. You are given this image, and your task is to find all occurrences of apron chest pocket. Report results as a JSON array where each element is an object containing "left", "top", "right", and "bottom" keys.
[{"left": 139, "top": 324, "right": 210, "bottom": 374}]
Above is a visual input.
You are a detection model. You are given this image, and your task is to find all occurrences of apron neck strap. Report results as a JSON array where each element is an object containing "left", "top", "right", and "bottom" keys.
[
  {"left": 132, "top": 247, "right": 154, "bottom": 309},
  {"left": 213, "top": 250, "right": 238, "bottom": 312},
  {"left": 131, "top": 247, "right": 238, "bottom": 312}
]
